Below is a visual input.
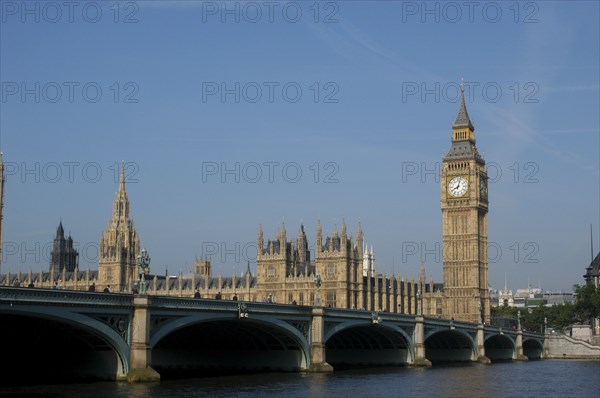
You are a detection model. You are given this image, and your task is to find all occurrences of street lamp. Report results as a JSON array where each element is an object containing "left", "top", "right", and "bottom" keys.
[
  {"left": 517, "top": 310, "right": 522, "bottom": 331},
  {"left": 136, "top": 248, "right": 150, "bottom": 295},
  {"left": 478, "top": 301, "right": 483, "bottom": 324},
  {"left": 315, "top": 273, "right": 322, "bottom": 307},
  {"left": 416, "top": 289, "right": 422, "bottom": 316}
]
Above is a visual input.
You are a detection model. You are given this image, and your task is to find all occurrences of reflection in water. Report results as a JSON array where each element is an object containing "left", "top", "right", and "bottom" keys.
[{"left": 0, "top": 361, "right": 598, "bottom": 398}]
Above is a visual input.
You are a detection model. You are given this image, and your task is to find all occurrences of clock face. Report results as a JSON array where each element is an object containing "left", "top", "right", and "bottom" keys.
[{"left": 448, "top": 176, "right": 468, "bottom": 197}]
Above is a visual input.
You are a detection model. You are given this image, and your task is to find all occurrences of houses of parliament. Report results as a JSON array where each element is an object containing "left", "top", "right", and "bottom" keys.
[{"left": 0, "top": 86, "right": 491, "bottom": 324}]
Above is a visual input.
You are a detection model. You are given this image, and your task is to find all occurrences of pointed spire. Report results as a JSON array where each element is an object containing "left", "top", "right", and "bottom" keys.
[
  {"left": 119, "top": 160, "right": 126, "bottom": 192},
  {"left": 57, "top": 220, "right": 64, "bottom": 237},
  {"left": 298, "top": 224, "right": 305, "bottom": 241},
  {"left": 453, "top": 78, "right": 474, "bottom": 131},
  {"left": 591, "top": 224, "right": 594, "bottom": 263},
  {"left": 279, "top": 222, "right": 287, "bottom": 251},
  {"left": 316, "top": 219, "right": 323, "bottom": 252},
  {"left": 356, "top": 223, "right": 364, "bottom": 256},
  {"left": 258, "top": 224, "right": 264, "bottom": 244}
]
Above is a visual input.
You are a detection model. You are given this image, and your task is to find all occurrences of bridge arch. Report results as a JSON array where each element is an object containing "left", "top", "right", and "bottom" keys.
[
  {"left": 523, "top": 337, "right": 544, "bottom": 359},
  {"left": 424, "top": 329, "right": 475, "bottom": 363},
  {"left": 150, "top": 313, "right": 310, "bottom": 377},
  {"left": 324, "top": 321, "right": 414, "bottom": 368},
  {"left": 0, "top": 307, "right": 129, "bottom": 384},
  {"left": 484, "top": 333, "right": 516, "bottom": 361}
]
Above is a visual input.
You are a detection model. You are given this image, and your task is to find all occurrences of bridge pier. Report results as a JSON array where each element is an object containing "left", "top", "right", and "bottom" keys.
[
  {"left": 127, "top": 296, "right": 161, "bottom": 382},
  {"left": 475, "top": 324, "right": 491, "bottom": 363},
  {"left": 413, "top": 316, "right": 432, "bottom": 367},
  {"left": 308, "top": 308, "right": 334, "bottom": 372},
  {"left": 515, "top": 330, "right": 528, "bottom": 361}
]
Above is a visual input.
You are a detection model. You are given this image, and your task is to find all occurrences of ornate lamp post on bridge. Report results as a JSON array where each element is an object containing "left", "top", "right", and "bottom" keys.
[
  {"left": 136, "top": 248, "right": 150, "bottom": 295},
  {"left": 478, "top": 301, "right": 483, "bottom": 324},
  {"left": 416, "top": 289, "right": 422, "bottom": 316},
  {"left": 315, "top": 273, "right": 322, "bottom": 307},
  {"left": 517, "top": 310, "right": 522, "bottom": 331}
]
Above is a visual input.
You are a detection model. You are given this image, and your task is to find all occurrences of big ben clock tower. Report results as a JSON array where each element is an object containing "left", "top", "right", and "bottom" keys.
[{"left": 441, "top": 81, "right": 490, "bottom": 324}]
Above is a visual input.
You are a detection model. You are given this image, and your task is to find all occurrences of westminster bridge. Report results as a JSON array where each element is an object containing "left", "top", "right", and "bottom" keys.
[{"left": 0, "top": 287, "right": 545, "bottom": 383}]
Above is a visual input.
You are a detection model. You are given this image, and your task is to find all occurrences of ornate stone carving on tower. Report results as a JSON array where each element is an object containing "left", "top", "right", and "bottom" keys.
[
  {"left": 256, "top": 222, "right": 314, "bottom": 303},
  {"left": 194, "top": 255, "right": 212, "bottom": 277},
  {"left": 441, "top": 81, "right": 490, "bottom": 323},
  {"left": 255, "top": 220, "right": 364, "bottom": 308},
  {"left": 98, "top": 162, "right": 140, "bottom": 292},
  {"left": 49, "top": 221, "right": 79, "bottom": 273},
  {"left": 314, "top": 220, "right": 362, "bottom": 309}
]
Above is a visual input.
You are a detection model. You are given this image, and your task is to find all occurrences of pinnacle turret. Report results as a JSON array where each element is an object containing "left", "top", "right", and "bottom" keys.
[
  {"left": 258, "top": 224, "right": 264, "bottom": 250},
  {"left": 111, "top": 162, "right": 130, "bottom": 223},
  {"left": 298, "top": 224, "right": 306, "bottom": 241},
  {"left": 118, "top": 160, "right": 126, "bottom": 192}
]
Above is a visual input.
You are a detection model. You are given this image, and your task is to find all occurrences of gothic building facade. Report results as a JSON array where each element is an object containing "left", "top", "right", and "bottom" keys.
[
  {"left": 97, "top": 163, "right": 140, "bottom": 292},
  {"left": 254, "top": 221, "right": 443, "bottom": 314},
  {"left": 49, "top": 221, "right": 79, "bottom": 273},
  {"left": 256, "top": 221, "right": 364, "bottom": 308}
]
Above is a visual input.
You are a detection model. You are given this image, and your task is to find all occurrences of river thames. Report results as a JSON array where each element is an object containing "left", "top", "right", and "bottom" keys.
[{"left": 1, "top": 360, "right": 598, "bottom": 398}]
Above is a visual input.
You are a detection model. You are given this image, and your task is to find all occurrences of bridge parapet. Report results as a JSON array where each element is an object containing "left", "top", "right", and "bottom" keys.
[
  {"left": 324, "top": 307, "right": 417, "bottom": 324},
  {"left": 484, "top": 327, "right": 517, "bottom": 340},
  {"left": 0, "top": 286, "right": 133, "bottom": 307},
  {"left": 148, "top": 296, "right": 313, "bottom": 317},
  {"left": 523, "top": 331, "right": 544, "bottom": 339},
  {"left": 424, "top": 317, "right": 478, "bottom": 332}
]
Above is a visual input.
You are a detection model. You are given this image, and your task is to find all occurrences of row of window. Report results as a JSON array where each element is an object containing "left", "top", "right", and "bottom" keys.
[{"left": 266, "top": 264, "right": 337, "bottom": 278}]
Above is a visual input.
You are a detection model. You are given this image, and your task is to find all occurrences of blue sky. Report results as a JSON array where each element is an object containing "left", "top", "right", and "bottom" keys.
[{"left": 0, "top": 1, "right": 598, "bottom": 291}]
